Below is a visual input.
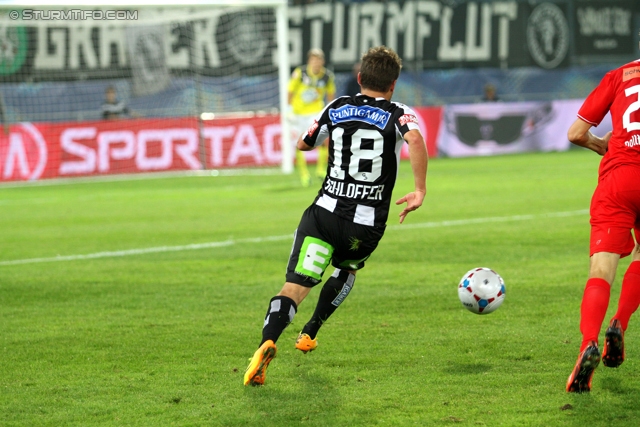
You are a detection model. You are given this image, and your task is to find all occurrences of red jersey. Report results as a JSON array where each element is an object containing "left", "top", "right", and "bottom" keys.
[{"left": 578, "top": 59, "right": 640, "bottom": 179}]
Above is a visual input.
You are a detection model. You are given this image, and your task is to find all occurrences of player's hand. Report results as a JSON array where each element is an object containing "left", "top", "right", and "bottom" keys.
[
  {"left": 395, "top": 190, "right": 425, "bottom": 224},
  {"left": 590, "top": 131, "right": 611, "bottom": 156},
  {"left": 601, "top": 131, "right": 612, "bottom": 152},
  {"left": 632, "top": 243, "right": 640, "bottom": 262}
]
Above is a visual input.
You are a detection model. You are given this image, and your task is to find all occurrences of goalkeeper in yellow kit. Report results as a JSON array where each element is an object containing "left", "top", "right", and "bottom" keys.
[{"left": 288, "top": 48, "right": 335, "bottom": 187}]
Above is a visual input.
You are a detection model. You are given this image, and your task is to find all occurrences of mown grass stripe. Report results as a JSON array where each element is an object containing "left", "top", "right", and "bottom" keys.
[{"left": 0, "top": 210, "right": 588, "bottom": 267}]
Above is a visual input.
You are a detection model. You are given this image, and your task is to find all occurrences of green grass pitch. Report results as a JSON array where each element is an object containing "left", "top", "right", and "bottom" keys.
[{"left": 2, "top": 149, "right": 640, "bottom": 426}]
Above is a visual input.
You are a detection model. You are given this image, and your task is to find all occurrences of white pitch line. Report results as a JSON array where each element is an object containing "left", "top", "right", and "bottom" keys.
[
  {"left": 0, "top": 209, "right": 588, "bottom": 267},
  {"left": 387, "top": 209, "right": 589, "bottom": 231},
  {"left": 0, "top": 168, "right": 282, "bottom": 189}
]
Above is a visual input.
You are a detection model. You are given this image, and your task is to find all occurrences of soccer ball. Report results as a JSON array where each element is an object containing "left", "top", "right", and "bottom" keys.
[{"left": 458, "top": 267, "right": 506, "bottom": 315}]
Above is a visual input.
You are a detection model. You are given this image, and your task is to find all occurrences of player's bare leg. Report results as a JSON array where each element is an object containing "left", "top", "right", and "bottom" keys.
[
  {"left": 588, "top": 251, "right": 620, "bottom": 284},
  {"left": 277, "top": 282, "right": 313, "bottom": 305}
]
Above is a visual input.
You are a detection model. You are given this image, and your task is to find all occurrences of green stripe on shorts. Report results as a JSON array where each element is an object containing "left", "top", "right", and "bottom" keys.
[{"left": 295, "top": 237, "right": 334, "bottom": 281}]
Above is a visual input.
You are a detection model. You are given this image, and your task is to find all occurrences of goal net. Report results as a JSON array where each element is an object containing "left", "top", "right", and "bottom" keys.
[{"left": 0, "top": 1, "right": 292, "bottom": 183}]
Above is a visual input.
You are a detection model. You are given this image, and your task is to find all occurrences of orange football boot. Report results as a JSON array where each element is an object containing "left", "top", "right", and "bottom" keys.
[
  {"left": 295, "top": 333, "right": 317, "bottom": 353},
  {"left": 566, "top": 341, "right": 600, "bottom": 393},
  {"left": 244, "top": 340, "right": 277, "bottom": 386}
]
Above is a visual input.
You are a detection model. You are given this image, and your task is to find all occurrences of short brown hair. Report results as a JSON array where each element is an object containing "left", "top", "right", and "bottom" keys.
[{"left": 359, "top": 46, "right": 402, "bottom": 93}]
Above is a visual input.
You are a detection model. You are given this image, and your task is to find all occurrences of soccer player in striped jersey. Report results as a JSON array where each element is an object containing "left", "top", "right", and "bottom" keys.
[
  {"left": 566, "top": 48, "right": 640, "bottom": 392},
  {"left": 245, "top": 46, "right": 428, "bottom": 386}
]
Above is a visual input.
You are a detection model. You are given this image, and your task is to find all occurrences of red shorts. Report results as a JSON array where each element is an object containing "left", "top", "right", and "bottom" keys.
[{"left": 590, "top": 166, "right": 640, "bottom": 257}]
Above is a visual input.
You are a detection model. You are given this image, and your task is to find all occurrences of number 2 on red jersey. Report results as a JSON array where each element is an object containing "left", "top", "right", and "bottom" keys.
[{"left": 624, "top": 85, "right": 640, "bottom": 132}]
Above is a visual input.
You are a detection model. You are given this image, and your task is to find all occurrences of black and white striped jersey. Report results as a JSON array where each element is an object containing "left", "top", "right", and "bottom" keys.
[{"left": 302, "top": 94, "right": 422, "bottom": 227}]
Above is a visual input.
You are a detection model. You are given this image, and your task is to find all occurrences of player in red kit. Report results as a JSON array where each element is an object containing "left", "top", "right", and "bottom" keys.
[{"left": 566, "top": 53, "right": 640, "bottom": 393}]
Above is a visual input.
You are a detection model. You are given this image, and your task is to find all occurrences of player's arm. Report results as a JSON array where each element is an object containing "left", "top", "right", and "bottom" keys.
[
  {"left": 567, "top": 117, "right": 611, "bottom": 156},
  {"left": 395, "top": 129, "right": 428, "bottom": 224},
  {"left": 297, "top": 135, "right": 314, "bottom": 152},
  {"left": 297, "top": 103, "right": 333, "bottom": 152},
  {"left": 569, "top": 71, "right": 614, "bottom": 156}
]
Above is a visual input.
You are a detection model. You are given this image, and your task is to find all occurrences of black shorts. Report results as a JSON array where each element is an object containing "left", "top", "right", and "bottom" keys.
[{"left": 285, "top": 204, "right": 385, "bottom": 287}]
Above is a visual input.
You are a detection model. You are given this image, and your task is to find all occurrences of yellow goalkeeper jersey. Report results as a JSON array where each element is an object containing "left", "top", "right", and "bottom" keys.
[{"left": 288, "top": 65, "right": 336, "bottom": 115}]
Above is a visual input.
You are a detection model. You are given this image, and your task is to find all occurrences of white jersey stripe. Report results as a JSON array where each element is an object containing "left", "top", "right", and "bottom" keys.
[
  {"left": 316, "top": 194, "right": 337, "bottom": 212},
  {"left": 354, "top": 204, "right": 375, "bottom": 226}
]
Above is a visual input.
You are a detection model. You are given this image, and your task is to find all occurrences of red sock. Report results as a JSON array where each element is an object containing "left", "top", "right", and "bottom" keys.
[
  {"left": 613, "top": 261, "right": 640, "bottom": 331},
  {"left": 579, "top": 278, "right": 611, "bottom": 351}
]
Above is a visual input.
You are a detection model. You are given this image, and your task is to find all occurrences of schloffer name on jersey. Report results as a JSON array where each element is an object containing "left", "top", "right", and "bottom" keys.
[{"left": 324, "top": 177, "right": 384, "bottom": 200}]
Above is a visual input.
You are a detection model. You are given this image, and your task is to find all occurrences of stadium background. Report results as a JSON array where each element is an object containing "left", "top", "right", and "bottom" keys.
[
  {"left": 2, "top": 2, "right": 640, "bottom": 424},
  {"left": 0, "top": 0, "right": 638, "bottom": 181}
]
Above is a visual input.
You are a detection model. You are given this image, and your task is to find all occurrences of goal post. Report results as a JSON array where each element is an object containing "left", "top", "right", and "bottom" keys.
[
  {"left": 275, "top": 1, "right": 292, "bottom": 174},
  {"left": 0, "top": 0, "right": 292, "bottom": 183}
]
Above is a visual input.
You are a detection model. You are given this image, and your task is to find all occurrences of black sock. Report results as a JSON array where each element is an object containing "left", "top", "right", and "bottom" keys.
[
  {"left": 301, "top": 269, "right": 355, "bottom": 339},
  {"left": 260, "top": 296, "right": 297, "bottom": 346}
]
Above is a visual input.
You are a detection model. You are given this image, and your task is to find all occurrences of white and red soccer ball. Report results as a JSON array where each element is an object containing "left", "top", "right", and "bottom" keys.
[{"left": 458, "top": 268, "right": 506, "bottom": 315}]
